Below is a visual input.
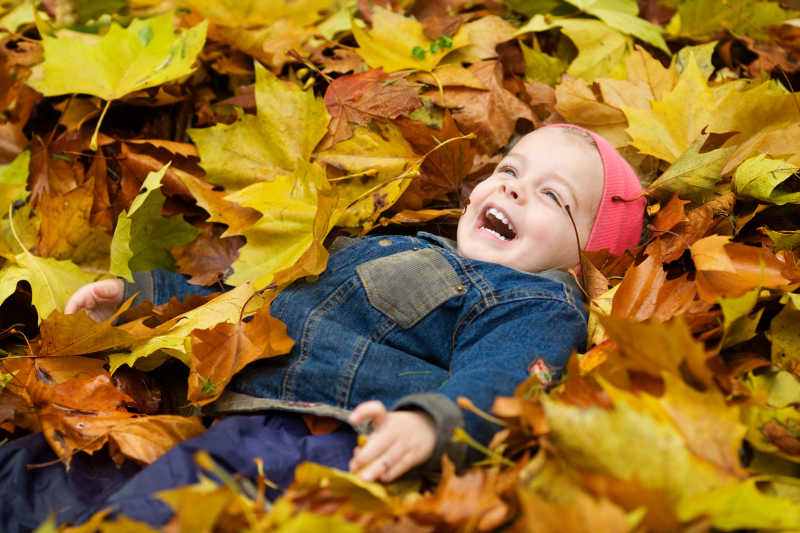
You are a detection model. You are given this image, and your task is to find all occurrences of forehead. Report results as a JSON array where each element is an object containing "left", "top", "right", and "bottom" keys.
[{"left": 506, "top": 128, "right": 603, "bottom": 182}]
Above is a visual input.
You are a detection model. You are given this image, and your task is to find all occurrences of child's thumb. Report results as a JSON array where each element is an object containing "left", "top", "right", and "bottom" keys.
[{"left": 93, "top": 279, "right": 122, "bottom": 300}]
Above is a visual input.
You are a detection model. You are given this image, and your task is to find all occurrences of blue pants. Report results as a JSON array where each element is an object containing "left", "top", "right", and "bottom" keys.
[{"left": 0, "top": 413, "right": 357, "bottom": 532}]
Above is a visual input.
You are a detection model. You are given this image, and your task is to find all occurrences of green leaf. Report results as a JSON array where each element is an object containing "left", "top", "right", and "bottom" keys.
[
  {"left": 189, "top": 62, "right": 330, "bottom": 191},
  {"left": 520, "top": 40, "right": 567, "bottom": 85},
  {"left": 719, "top": 287, "right": 763, "bottom": 349},
  {"left": 517, "top": 17, "right": 630, "bottom": 81},
  {"left": 763, "top": 228, "right": 800, "bottom": 251},
  {"left": 28, "top": 12, "right": 207, "bottom": 101},
  {"left": 109, "top": 165, "right": 200, "bottom": 282},
  {"left": 564, "top": 0, "right": 668, "bottom": 52},
  {"left": 646, "top": 133, "right": 734, "bottom": 203},
  {"left": 733, "top": 154, "right": 800, "bottom": 205}
]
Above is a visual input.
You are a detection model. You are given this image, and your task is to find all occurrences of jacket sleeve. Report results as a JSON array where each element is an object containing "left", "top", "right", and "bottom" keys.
[
  {"left": 122, "top": 270, "right": 222, "bottom": 307},
  {"left": 393, "top": 295, "right": 586, "bottom": 471}
]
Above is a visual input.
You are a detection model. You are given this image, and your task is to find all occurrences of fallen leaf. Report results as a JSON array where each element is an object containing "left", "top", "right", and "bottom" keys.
[{"left": 187, "top": 307, "right": 294, "bottom": 405}]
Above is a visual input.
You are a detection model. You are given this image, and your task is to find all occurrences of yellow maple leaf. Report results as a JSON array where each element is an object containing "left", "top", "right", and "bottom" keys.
[{"left": 623, "top": 52, "right": 712, "bottom": 163}]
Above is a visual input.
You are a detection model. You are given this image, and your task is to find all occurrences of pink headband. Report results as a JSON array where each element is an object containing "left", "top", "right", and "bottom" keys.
[{"left": 540, "top": 124, "right": 646, "bottom": 255}]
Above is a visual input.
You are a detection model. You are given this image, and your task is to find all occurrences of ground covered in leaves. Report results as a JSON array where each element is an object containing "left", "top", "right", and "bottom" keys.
[{"left": 2, "top": 0, "right": 800, "bottom": 531}]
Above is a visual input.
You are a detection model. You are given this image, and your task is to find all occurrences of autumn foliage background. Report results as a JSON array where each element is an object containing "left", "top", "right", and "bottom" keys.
[{"left": 3, "top": 0, "right": 800, "bottom": 530}]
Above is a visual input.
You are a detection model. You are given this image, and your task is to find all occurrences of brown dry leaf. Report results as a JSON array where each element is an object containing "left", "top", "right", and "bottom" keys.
[
  {"left": 651, "top": 193, "right": 690, "bottom": 233},
  {"left": 691, "top": 235, "right": 794, "bottom": 301},
  {"left": 175, "top": 172, "right": 261, "bottom": 236},
  {"left": 554, "top": 76, "right": 629, "bottom": 148},
  {"left": 53, "top": 97, "right": 102, "bottom": 133},
  {"left": 171, "top": 222, "right": 244, "bottom": 286},
  {"left": 309, "top": 46, "right": 365, "bottom": 75},
  {"left": 425, "top": 60, "right": 534, "bottom": 154},
  {"left": 323, "top": 68, "right": 422, "bottom": 146},
  {"left": 187, "top": 307, "right": 294, "bottom": 406},
  {"left": 108, "top": 415, "right": 206, "bottom": 465},
  {"left": 394, "top": 112, "right": 476, "bottom": 208},
  {"left": 34, "top": 177, "right": 109, "bottom": 261},
  {"left": 27, "top": 132, "right": 86, "bottom": 207},
  {"left": 35, "top": 309, "right": 143, "bottom": 357},
  {"left": 611, "top": 244, "right": 667, "bottom": 321},
  {"left": 409, "top": 457, "right": 517, "bottom": 531}
]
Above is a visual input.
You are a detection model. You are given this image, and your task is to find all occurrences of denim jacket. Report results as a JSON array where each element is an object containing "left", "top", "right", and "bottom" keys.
[{"left": 125, "top": 232, "right": 588, "bottom": 470}]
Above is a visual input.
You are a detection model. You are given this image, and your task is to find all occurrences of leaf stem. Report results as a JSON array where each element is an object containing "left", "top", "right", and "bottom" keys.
[{"left": 90, "top": 100, "right": 112, "bottom": 151}]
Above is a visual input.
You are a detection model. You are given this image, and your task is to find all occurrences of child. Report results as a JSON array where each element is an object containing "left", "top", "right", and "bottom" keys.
[{"left": 61, "top": 124, "right": 644, "bottom": 516}]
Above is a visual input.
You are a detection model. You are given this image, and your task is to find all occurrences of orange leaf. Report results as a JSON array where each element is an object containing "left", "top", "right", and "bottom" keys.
[
  {"left": 187, "top": 308, "right": 294, "bottom": 406},
  {"left": 108, "top": 415, "right": 206, "bottom": 465}
]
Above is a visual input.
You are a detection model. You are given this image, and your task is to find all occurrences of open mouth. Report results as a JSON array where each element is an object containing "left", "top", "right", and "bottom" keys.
[{"left": 480, "top": 206, "right": 516, "bottom": 240}]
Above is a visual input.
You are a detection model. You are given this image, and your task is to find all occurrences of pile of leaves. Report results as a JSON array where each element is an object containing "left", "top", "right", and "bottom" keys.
[{"left": 2, "top": 0, "right": 800, "bottom": 530}]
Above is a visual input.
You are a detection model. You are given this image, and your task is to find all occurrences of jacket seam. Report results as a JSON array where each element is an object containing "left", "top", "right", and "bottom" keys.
[
  {"left": 282, "top": 277, "right": 360, "bottom": 400},
  {"left": 336, "top": 318, "right": 396, "bottom": 408}
]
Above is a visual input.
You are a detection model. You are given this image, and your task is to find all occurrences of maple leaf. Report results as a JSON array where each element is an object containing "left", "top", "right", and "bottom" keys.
[
  {"left": 516, "top": 16, "right": 631, "bottom": 80},
  {"left": 351, "top": 5, "right": 471, "bottom": 73},
  {"left": 28, "top": 13, "right": 207, "bottom": 148},
  {"left": 317, "top": 123, "right": 422, "bottom": 230},
  {"left": 323, "top": 68, "right": 422, "bottom": 145},
  {"left": 677, "top": 478, "right": 800, "bottom": 530},
  {"left": 109, "top": 165, "right": 199, "bottom": 282},
  {"left": 187, "top": 307, "right": 294, "bottom": 406},
  {"left": 425, "top": 60, "right": 533, "bottom": 154},
  {"left": 623, "top": 53, "right": 713, "bottom": 163},
  {"left": 34, "top": 307, "right": 148, "bottom": 357},
  {"left": 189, "top": 62, "right": 329, "bottom": 191},
  {"left": 543, "top": 378, "right": 744, "bottom": 509}
]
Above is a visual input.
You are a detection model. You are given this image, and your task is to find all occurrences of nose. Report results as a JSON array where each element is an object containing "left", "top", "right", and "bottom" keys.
[{"left": 500, "top": 182, "right": 521, "bottom": 201}]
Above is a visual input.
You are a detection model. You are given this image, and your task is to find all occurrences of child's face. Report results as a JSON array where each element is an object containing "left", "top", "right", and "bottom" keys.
[{"left": 457, "top": 127, "right": 604, "bottom": 273}]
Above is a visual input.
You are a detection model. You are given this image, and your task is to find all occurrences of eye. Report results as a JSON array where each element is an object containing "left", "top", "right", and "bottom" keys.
[
  {"left": 497, "top": 165, "right": 517, "bottom": 178},
  {"left": 543, "top": 189, "right": 562, "bottom": 206}
]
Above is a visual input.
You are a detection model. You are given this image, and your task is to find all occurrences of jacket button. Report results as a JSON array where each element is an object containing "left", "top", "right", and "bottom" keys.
[{"left": 456, "top": 284, "right": 466, "bottom": 293}]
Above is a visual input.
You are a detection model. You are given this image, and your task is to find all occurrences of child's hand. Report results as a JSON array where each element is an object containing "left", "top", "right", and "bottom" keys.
[
  {"left": 348, "top": 400, "right": 436, "bottom": 482},
  {"left": 64, "top": 279, "right": 124, "bottom": 322}
]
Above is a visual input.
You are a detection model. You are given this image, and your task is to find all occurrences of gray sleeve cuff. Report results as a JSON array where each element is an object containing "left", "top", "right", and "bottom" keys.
[
  {"left": 391, "top": 392, "right": 467, "bottom": 472},
  {"left": 122, "top": 271, "right": 155, "bottom": 308}
]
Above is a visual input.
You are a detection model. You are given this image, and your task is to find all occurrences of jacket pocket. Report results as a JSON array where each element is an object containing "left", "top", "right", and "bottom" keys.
[{"left": 357, "top": 248, "right": 464, "bottom": 328}]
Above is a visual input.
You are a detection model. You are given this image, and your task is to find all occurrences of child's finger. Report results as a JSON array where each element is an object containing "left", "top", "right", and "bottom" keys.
[
  {"left": 92, "top": 279, "right": 123, "bottom": 301},
  {"left": 360, "top": 441, "right": 406, "bottom": 482},
  {"left": 348, "top": 400, "right": 387, "bottom": 425},
  {"left": 349, "top": 426, "right": 393, "bottom": 473},
  {"left": 381, "top": 449, "right": 418, "bottom": 482},
  {"left": 65, "top": 287, "right": 93, "bottom": 314}
]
